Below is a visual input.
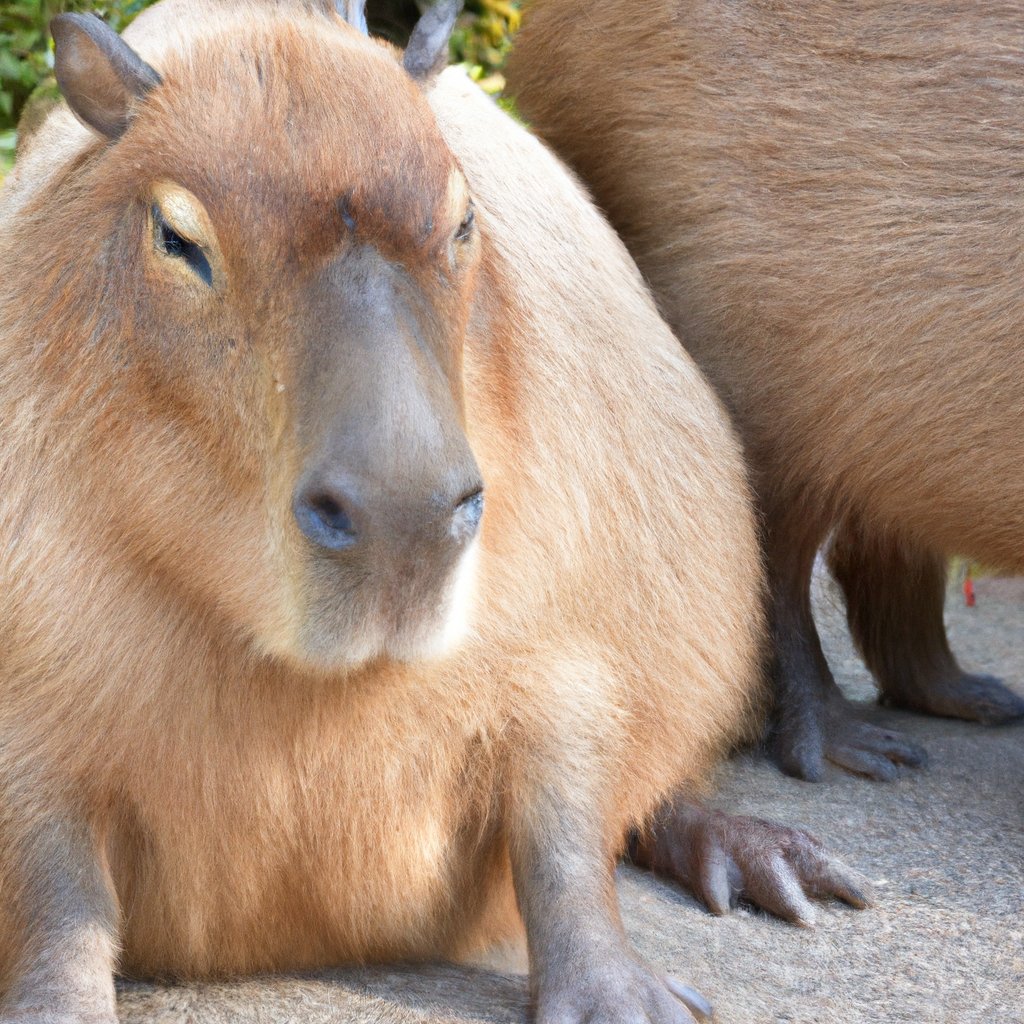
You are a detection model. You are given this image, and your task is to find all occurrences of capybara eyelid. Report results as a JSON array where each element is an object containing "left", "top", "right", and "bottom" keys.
[
  {"left": 152, "top": 204, "right": 213, "bottom": 288},
  {"left": 455, "top": 203, "right": 475, "bottom": 243}
]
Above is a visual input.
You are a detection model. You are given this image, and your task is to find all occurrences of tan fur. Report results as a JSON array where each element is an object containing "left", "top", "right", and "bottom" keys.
[
  {"left": 507, "top": 1, "right": 1024, "bottom": 778},
  {"left": 507, "top": 0, "right": 1024, "bottom": 569},
  {"left": 0, "top": 0, "right": 762, "bottom": 1002}
]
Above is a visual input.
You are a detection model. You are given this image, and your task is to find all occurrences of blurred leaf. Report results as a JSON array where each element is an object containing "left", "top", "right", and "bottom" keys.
[
  {"left": 0, "top": 128, "right": 15, "bottom": 181},
  {"left": 0, "top": 0, "right": 158, "bottom": 130}
]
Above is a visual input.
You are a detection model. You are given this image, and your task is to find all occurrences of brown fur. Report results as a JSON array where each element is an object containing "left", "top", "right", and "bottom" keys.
[
  {"left": 0, "top": 0, "right": 763, "bottom": 1016},
  {"left": 507, "top": 0, "right": 1024, "bottom": 779}
]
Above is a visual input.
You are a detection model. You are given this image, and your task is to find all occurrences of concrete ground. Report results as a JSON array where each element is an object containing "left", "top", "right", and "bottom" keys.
[{"left": 117, "top": 574, "right": 1024, "bottom": 1024}]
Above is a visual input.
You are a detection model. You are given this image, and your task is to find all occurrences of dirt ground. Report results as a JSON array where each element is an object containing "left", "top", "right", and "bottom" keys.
[{"left": 117, "top": 573, "right": 1024, "bottom": 1024}]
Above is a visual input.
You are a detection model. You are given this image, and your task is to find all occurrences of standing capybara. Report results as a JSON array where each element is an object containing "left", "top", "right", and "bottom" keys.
[
  {"left": 506, "top": 0, "right": 1024, "bottom": 782},
  {"left": 0, "top": 1, "right": 866, "bottom": 1021}
]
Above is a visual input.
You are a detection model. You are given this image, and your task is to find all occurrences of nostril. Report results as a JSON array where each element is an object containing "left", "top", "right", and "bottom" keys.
[
  {"left": 310, "top": 493, "right": 351, "bottom": 534},
  {"left": 294, "top": 486, "right": 358, "bottom": 551},
  {"left": 452, "top": 486, "right": 484, "bottom": 542}
]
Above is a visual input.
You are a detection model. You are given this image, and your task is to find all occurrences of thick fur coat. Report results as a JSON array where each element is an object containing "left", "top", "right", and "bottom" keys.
[
  {"left": 507, "top": 0, "right": 1024, "bottom": 779},
  {"left": 0, "top": 0, "right": 762, "bottom": 1002}
]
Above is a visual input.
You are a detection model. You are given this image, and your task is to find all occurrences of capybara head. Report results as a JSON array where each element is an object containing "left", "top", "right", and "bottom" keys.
[{"left": 43, "top": 5, "right": 483, "bottom": 670}]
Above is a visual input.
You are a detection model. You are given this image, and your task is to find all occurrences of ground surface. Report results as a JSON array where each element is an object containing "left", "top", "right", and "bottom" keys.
[{"left": 117, "top": 574, "right": 1024, "bottom": 1024}]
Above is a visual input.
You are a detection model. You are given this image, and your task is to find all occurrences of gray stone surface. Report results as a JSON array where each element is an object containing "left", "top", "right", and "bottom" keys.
[{"left": 117, "top": 575, "right": 1024, "bottom": 1024}]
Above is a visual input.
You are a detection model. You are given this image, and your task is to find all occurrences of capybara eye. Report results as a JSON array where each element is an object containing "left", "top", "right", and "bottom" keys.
[
  {"left": 455, "top": 203, "right": 475, "bottom": 243},
  {"left": 152, "top": 204, "right": 213, "bottom": 287}
]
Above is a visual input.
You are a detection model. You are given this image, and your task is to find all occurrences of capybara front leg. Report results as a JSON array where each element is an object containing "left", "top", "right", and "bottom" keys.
[
  {"left": 0, "top": 810, "right": 118, "bottom": 1024},
  {"left": 766, "top": 503, "right": 927, "bottom": 781},
  {"left": 629, "top": 797, "right": 871, "bottom": 926},
  {"left": 508, "top": 745, "right": 710, "bottom": 1023},
  {"left": 829, "top": 519, "right": 1024, "bottom": 725}
]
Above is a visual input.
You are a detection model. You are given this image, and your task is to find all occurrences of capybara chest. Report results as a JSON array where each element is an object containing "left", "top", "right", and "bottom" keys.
[{"left": 104, "top": 685, "right": 510, "bottom": 976}]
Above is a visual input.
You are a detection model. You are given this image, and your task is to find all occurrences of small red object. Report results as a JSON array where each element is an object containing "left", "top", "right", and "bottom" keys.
[{"left": 964, "top": 576, "right": 976, "bottom": 608}]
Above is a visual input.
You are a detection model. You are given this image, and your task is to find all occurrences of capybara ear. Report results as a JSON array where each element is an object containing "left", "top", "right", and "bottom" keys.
[
  {"left": 403, "top": 0, "right": 461, "bottom": 84},
  {"left": 335, "top": 0, "right": 368, "bottom": 35},
  {"left": 50, "top": 12, "right": 161, "bottom": 140}
]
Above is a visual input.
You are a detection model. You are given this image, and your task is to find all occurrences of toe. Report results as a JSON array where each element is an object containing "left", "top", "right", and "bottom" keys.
[
  {"left": 696, "top": 847, "right": 733, "bottom": 917},
  {"left": 827, "top": 744, "right": 899, "bottom": 781},
  {"left": 741, "top": 852, "right": 817, "bottom": 926},
  {"left": 795, "top": 848, "right": 874, "bottom": 909}
]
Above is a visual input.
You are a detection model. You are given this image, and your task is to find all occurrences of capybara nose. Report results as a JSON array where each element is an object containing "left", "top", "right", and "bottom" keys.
[
  {"left": 293, "top": 479, "right": 360, "bottom": 551},
  {"left": 452, "top": 486, "right": 484, "bottom": 544}
]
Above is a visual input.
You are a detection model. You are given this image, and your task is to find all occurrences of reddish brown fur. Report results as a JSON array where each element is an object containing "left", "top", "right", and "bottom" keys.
[
  {"left": 0, "top": 0, "right": 763, "bottom": 1015},
  {"left": 507, "top": 0, "right": 1024, "bottom": 778}
]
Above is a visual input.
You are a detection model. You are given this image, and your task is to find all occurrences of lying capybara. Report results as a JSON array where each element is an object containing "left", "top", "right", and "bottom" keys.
[
  {"left": 0, "top": 2, "right": 870, "bottom": 1020},
  {"left": 506, "top": 0, "right": 1024, "bottom": 783}
]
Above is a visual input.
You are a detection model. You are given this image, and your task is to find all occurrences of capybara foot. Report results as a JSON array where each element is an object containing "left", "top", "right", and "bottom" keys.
[
  {"left": 774, "top": 693, "right": 928, "bottom": 782},
  {"left": 631, "top": 801, "right": 871, "bottom": 927},
  {"left": 881, "top": 672, "right": 1024, "bottom": 725},
  {"left": 537, "top": 958, "right": 711, "bottom": 1024}
]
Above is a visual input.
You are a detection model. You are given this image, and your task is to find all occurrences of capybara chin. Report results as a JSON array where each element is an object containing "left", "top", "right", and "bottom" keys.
[
  {"left": 0, "top": 0, "right": 778, "bottom": 1020},
  {"left": 506, "top": 0, "right": 1024, "bottom": 783}
]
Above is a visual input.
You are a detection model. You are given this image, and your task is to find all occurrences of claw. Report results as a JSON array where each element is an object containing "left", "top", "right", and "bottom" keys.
[
  {"left": 774, "top": 682, "right": 932, "bottom": 781},
  {"left": 853, "top": 722, "right": 929, "bottom": 768},
  {"left": 697, "top": 847, "right": 732, "bottom": 916},
  {"left": 821, "top": 864, "right": 873, "bottom": 909},
  {"left": 881, "top": 736, "right": 929, "bottom": 768},
  {"left": 665, "top": 978, "right": 713, "bottom": 1021}
]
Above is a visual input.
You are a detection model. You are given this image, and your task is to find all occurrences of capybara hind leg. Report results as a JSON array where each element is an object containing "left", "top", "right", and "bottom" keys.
[
  {"left": 829, "top": 521, "right": 1024, "bottom": 725},
  {"left": 767, "top": 504, "right": 927, "bottom": 781},
  {"left": 0, "top": 810, "right": 118, "bottom": 1024},
  {"left": 628, "top": 797, "right": 872, "bottom": 926}
]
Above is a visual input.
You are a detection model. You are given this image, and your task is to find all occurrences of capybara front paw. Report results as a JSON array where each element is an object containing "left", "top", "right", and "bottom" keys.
[{"left": 538, "top": 959, "right": 711, "bottom": 1024}]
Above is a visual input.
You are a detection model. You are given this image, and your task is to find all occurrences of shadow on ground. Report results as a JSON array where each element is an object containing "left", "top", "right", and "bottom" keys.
[{"left": 118, "top": 575, "right": 1024, "bottom": 1024}]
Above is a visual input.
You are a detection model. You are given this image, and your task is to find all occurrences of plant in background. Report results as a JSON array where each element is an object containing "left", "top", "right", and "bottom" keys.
[
  {"left": 0, "top": 0, "right": 52, "bottom": 130},
  {"left": 451, "top": 0, "right": 520, "bottom": 93},
  {"left": 368, "top": 0, "right": 520, "bottom": 93}
]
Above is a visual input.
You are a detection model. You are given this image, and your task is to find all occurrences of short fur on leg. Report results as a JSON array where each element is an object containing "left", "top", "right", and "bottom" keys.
[
  {"left": 509, "top": 674, "right": 712, "bottom": 1024},
  {"left": 0, "top": 800, "right": 118, "bottom": 1024},
  {"left": 766, "top": 502, "right": 927, "bottom": 782},
  {"left": 829, "top": 518, "right": 1024, "bottom": 725}
]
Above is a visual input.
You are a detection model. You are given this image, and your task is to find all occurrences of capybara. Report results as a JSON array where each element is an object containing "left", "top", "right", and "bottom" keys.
[
  {"left": 506, "top": 0, "right": 1024, "bottom": 783},
  {"left": 0, "top": 1, "right": 866, "bottom": 1020}
]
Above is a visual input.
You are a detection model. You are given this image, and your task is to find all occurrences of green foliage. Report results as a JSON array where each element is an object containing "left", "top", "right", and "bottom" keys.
[
  {"left": 0, "top": 128, "right": 15, "bottom": 180},
  {"left": 451, "top": 0, "right": 520, "bottom": 91}
]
